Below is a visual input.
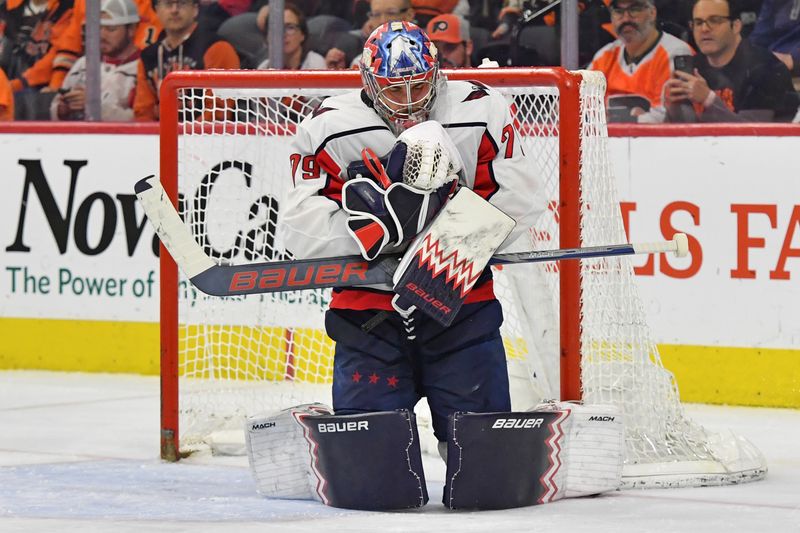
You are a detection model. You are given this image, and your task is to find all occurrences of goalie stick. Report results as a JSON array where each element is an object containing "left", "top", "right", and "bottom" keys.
[{"left": 135, "top": 175, "right": 689, "bottom": 297}]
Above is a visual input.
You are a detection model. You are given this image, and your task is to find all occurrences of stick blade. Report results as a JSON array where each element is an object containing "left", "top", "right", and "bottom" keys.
[{"left": 135, "top": 175, "right": 216, "bottom": 278}]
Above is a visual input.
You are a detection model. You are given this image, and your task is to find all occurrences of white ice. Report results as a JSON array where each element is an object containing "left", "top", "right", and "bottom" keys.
[{"left": 1, "top": 370, "right": 798, "bottom": 533}]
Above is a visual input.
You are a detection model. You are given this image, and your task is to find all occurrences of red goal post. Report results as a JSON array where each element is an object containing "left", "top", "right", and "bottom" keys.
[
  {"left": 158, "top": 67, "right": 583, "bottom": 450},
  {"left": 156, "top": 68, "right": 766, "bottom": 488}
]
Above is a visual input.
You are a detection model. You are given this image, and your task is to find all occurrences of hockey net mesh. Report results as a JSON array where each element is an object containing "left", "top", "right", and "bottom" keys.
[{"left": 168, "top": 70, "right": 765, "bottom": 487}]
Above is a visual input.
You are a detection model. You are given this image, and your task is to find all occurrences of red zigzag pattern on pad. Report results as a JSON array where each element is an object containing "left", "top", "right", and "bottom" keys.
[{"left": 413, "top": 233, "right": 483, "bottom": 298}]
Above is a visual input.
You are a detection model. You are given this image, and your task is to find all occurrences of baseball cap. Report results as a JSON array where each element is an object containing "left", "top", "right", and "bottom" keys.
[
  {"left": 100, "top": 0, "right": 140, "bottom": 26},
  {"left": 426, "top": 14, "right": 470, "bottom": 44}
]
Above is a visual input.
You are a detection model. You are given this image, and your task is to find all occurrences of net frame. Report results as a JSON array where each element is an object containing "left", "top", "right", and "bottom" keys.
[
  {"left": 158, "top": 67, "right": 584, "bottom": 460},
  {"left": 157, "top": 68, "right": 766, "bottom": 488}
]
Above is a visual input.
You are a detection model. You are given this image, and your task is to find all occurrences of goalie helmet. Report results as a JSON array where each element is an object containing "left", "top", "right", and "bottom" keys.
[{"left": 359, "top": 21, "right": 442, "bottom": 133}]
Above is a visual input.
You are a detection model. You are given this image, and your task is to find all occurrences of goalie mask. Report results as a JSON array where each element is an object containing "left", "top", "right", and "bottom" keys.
[{"left": 360, "top": 21, "right": 442, "bottom": 134}]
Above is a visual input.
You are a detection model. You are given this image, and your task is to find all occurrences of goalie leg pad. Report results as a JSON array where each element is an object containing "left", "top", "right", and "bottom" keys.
[
  {"left": 443, "top": 410, "right": 569, "bottom": 510},
  {"left": 309, "top": 410, "right": 428, "bottom": 510},
  {"left": 534, "top": 401, "right": 624, "bottom": 497},
  {"left": 247, "top": 406, "right": 428, "bottom": 510},
  {"left": 246, "top": 403, "right": 334, "bottom": 500}
]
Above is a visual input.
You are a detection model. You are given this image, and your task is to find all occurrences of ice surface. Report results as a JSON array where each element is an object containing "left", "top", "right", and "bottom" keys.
[{"left": 1, "top": 371, "right": 798, "bottom": 532}]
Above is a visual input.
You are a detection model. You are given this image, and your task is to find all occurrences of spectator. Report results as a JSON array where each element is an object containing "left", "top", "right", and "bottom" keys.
[
  {"left": 0, "top": 66, "right": 13, "bottom": 119},
  {"left": 426, "top": 13, "right": 472, "bottom": 67},
  {"left": 255, "top": 4, "right": 326, "bottom": 125},
  {"left": 589, "top": 0, "right": 693, "bottom": 123},
  {"left": 256, "top": 2, "right": 326, "bottom": 69},
  {"left": 325, "top": 0, "right": 415, "bottom": 69},
  {"left": 749, "top": 0, "right": 800, "bottom": 75},
  {"left": 665, "top": 0, "right": 797, "bottom": 122},
  {"left": 134, "top": 0, "right": 240, "bottom": 121},
  {"left": 50, "top": 0, "right": 161, "bottom": 92},
  {"left": 0, "top": 0, "right": 74, "bottom": 92},
  {"left": 50, "top": 0, "right": 141, "bottom": 121}
]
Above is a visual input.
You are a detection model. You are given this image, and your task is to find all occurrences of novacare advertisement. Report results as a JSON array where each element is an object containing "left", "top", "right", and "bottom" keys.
[
  {"left": 1, "top": 134, "right": 160, "bottom": 322},
  {"left": 610, "top": 135, "right": 800, "bottom": 350}
]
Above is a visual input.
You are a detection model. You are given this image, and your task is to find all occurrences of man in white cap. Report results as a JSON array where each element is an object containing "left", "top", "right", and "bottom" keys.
[
  {"left": 426, "top": 13, "right": 473, "bottom": 68},
  {"left": 51, "top": 0, "right": 142, "bottom": 121}
]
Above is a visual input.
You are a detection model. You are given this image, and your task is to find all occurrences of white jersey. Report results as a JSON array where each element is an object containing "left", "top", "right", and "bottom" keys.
[
  {"left": 50, "top": 52, "right": 140, "bottom": 121},
  {"left": 281, "top": 79, "right": 545, "bottom": 310}
]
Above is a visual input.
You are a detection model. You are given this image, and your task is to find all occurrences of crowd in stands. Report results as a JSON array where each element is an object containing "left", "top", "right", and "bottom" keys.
[{"left": 0, "top": 0, "right": 798, "bottom": 122}]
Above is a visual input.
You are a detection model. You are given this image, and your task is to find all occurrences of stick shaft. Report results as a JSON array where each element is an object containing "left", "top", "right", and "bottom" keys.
[
  {"left": 136, "top": 176, "right": 682, "bottom": 297},
  {"left": 491, "top": 239, "right": 678, "bottom": 265}
]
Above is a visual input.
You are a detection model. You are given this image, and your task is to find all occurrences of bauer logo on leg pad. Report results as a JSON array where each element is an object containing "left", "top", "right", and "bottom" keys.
[
  {"left": 246, "top": 407, "right": 428, "bottom": 510},
  {"left": 316, "top": 420, "right": 369, "bottom": 432},
  {"left": 303, "top": 410, "right": 428, "bottom": 510},
  {"left": 443, "top": 411, "right": 568, "bottom": 510}
]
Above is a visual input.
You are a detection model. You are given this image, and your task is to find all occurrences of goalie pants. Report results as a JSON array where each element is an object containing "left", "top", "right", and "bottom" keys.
[{"left": 324, "top": 299, "right": 511, "bottom": 442}]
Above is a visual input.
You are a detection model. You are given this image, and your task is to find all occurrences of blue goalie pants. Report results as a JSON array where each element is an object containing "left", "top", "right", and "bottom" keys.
[{"left": 325, "top": 299, "right": 511, "bottom": 442}]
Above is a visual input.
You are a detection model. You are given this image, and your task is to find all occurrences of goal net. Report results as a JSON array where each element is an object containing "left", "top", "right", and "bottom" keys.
[{"left": 158, "top": 68, "right": 766, "bottom": 488}]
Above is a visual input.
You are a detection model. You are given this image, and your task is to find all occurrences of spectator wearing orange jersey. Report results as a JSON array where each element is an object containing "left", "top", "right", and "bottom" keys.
[
  {"left": 49, "top": 0, "right": 161, "bottom": 90},
  {"left": 0, "top": 66, "right": 14, "bottom": 119},
  {"left": 1, "top": 0, "right": 74, "bottom": 92},
  {"left": 589, "top": 0, "right": 693, "bottom": 123},
  {"left": 133, "top": 0, "right": 239, "bottom": 121}
]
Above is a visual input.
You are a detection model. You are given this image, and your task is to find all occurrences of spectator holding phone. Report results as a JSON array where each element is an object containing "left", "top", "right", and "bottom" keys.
[
  {"left": 589, "top": 0, "right": 693, "bottom": 123},
  {"left": 665, "top": 0, "right": 797, "bottom": 122}
]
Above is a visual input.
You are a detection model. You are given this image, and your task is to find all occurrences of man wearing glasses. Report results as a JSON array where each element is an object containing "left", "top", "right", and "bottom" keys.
[
  {"left": 665, "top": 0, "right": 796, "bottom": 122},
  {"left": 589, "top": 0, "right": 692, "bottom": 123},
  {"left": 324, "top": 0, "right": 415, "bottom": 69},
  {"left": 133, "top": 0, "right": 240, "bottom": 120}
]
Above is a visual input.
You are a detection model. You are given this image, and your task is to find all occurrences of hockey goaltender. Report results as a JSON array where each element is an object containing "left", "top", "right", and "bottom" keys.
[{"left": 244, "top": 21, "right": 625, "bottom": 511}]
